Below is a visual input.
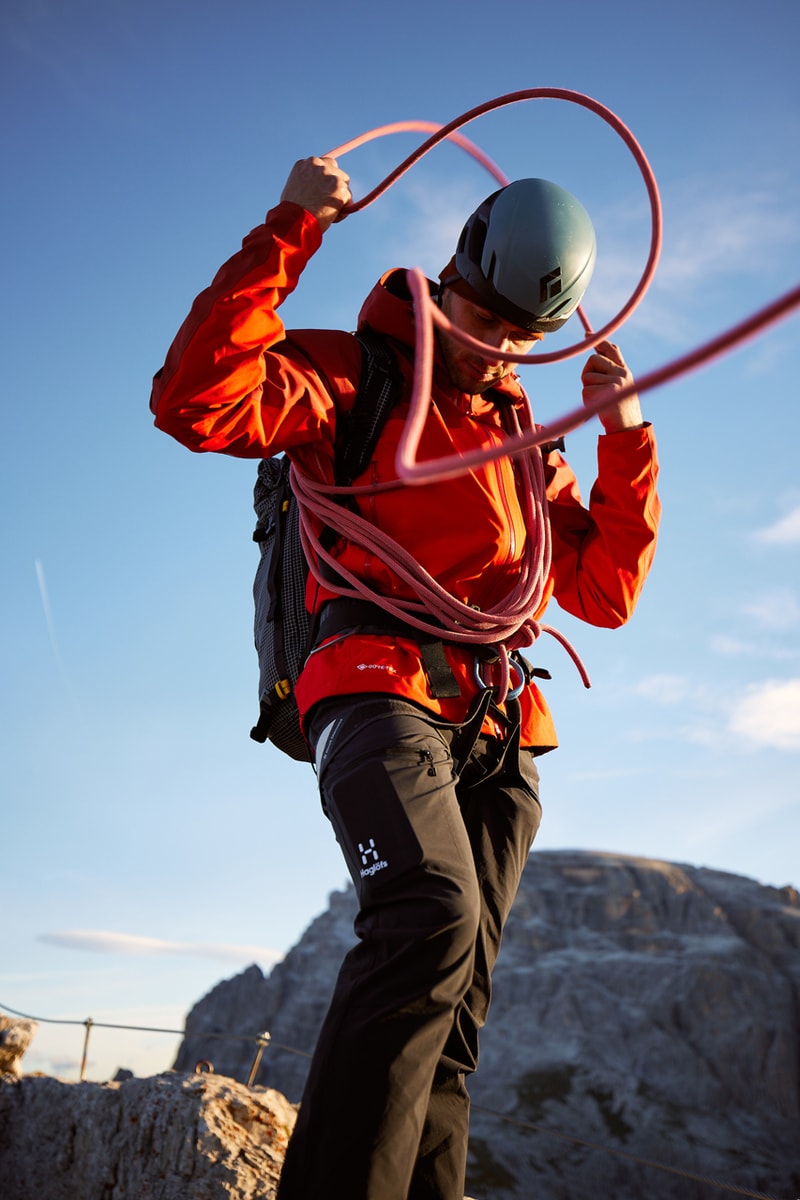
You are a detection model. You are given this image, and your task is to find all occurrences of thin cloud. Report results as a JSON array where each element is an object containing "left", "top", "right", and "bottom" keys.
[
  {"left": 710, "top": 634, "right": 797, "bottom": 661},
  {"left": 741, "top": 328, "right": 797, "bottom": 379},
  {"left": 743, "top": 588, "right": 800, "bottom": 632},
  {"left": 380, "top": 178, "right": 470, "bottom": 274},
  {"left": 633, "top": 674, "right": 693, "bottom": 704},
  {"left": 597, "top": 174, "right": 800, "bottom": 343},
  {"left": 35, "top": 559, "right": 81, "bottom": 715},
  {"left": 728, "top": 679, "right": 800, "bottom": 751},
  {"left": 633, "top": 672, "right": 800, "bottom": 752},
  {"left": 35, "top": 559, "right": 62, "bottom": 665},
  {"left": 754, "top": 505, "right": 800, "bottom": 546},
  {"left": 711, "top": 635, "right": 757, "bottom": 657},
  {"left": 39, "top": 930, "right": 282, "bottom": 968},
  {"left": 662, "top": 179, "right": 798, "bottom": 283}
]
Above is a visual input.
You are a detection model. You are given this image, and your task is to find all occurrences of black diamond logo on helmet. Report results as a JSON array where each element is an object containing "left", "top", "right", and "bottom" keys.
[{"left": 539, "top": 268, "right": 562, "bottom": 303}]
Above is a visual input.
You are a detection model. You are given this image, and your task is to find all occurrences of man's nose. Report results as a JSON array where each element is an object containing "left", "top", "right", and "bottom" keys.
[{"left": 483, "top": 330, "right": 514, "bottom": 360}]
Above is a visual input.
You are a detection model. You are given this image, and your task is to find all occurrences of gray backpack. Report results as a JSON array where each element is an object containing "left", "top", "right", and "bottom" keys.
[{"left": 250, "top": 331, "right": 401, "bottom": 760}]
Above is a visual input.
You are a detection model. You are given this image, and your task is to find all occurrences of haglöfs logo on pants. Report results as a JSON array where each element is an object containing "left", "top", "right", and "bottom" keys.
[{"left": 358, "top": 837, "right": 389, "bottom": 878}]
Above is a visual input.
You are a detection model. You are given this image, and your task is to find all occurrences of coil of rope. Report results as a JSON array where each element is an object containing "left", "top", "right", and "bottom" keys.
[{"left": 291, "top": 397, "right": 584, "bottom": 701}]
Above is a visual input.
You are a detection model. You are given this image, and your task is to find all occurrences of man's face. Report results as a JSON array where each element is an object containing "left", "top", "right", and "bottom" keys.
[{"left": 437, "top": 288, "right": 542, "bottom": 394}]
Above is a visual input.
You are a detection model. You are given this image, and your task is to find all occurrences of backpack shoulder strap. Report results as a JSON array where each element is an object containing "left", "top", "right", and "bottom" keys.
[
  {"left": 334, "top": 329, "right": 403, "bottom": 488},
  {"left": 249, "top": 329, "right": 404, "bottom": 753}
]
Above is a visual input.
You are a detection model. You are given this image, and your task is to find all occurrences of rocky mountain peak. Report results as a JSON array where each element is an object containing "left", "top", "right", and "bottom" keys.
[{"left": 172, "top": 849, "right": 800, "bottom": 1198}]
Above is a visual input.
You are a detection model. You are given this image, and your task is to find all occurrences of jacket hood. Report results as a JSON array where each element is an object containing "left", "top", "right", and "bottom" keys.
[{"left": 357, "top": 268, "right": 527, "bottom": 405}]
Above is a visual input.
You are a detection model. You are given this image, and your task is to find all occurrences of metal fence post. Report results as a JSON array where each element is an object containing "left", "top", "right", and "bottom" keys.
[
  {"left": 79, "top": 1017, "right": 93, "bottom": 1081},
  {"left": 247, "top": 1032, "right": 271, "bottom": 1088}
]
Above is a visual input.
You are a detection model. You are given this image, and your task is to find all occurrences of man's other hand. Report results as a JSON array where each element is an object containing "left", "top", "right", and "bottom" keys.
[
  {"left": 280, "top": 156, "right": 352, "bottom": 232},
  {"left": 581, "top": 340, "right": 644, "bottom": 432}
]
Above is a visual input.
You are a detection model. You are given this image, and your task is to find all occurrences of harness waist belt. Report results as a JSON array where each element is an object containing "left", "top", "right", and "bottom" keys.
[{"left": 316, "top": 599, "right": 461, "bottom": 699}]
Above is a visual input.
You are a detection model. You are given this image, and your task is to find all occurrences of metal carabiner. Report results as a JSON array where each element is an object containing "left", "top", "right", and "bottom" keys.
[{"left": 473, "top": 654, "right": 527, "bottom": 700}]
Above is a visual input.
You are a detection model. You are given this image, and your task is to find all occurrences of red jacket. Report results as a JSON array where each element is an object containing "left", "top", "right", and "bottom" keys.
[{"left": 151, "top": 202, "right": 661, "bottom": 750}]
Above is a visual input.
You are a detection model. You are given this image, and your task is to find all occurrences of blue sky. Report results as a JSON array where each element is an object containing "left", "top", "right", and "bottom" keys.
[{"left": 1, "top": 0, "right": 798, "bottom": 1081}]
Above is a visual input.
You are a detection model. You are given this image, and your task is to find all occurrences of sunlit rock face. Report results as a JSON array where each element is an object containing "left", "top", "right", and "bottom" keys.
[
  {"left": 175, "top": 850, "right": 800, "bottom": 1199},
  {"left": 0, "top": 1070, "right": 296, "bottom": 1199},
  {"left": 0, "top": 1018, "right": 38, "bottom": 1077}
]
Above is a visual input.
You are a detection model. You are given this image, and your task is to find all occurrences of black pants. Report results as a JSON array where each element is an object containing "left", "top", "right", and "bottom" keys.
[{"left": 276, "top": 696, "right": 542, "bottom": 1200}]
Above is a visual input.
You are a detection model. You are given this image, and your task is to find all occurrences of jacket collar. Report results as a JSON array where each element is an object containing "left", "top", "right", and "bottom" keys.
[{"left": 357, "top": 269, "right": 527, "bottom": 408}]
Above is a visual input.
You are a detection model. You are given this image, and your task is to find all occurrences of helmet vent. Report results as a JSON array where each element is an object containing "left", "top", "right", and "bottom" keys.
[
  {"left": 467, "top": 217, "right": 488, "bottom": 271},
  {"left": 539, "top": 268, "right": 562, "bottom": 304},
  {"left": 543, "top": 293, "right": 573, "bottom": 319}
]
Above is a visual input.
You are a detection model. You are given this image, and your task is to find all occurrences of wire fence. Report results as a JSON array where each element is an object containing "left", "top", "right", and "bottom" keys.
[
  {"left": 1, "top": 1000, "right": 787, "bottom": 1200},
  {"left": 0, "top": 1000, "right": 310, "bottom": 1087}
]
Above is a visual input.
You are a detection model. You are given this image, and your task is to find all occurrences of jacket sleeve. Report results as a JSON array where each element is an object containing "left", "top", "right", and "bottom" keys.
[
  {"left": 546, "top": 425, "right": 661, "bottom": 627},
  {"left": 149, "top": 202, "right": 339, "bottom": 458}
]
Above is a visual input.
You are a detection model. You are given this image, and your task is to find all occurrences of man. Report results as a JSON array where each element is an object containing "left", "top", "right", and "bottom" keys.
[{"left": 150, "top": 155, "right": 660, "bottom": 1200}]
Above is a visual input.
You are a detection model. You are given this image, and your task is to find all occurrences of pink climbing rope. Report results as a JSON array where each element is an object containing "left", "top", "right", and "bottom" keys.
[
  {"left": 291, "top": 394, "right": 592, "bottom": 696},
  {"left": 327, "top": 88, "right": 665, "bottom": 356},
  {"left": 329, "top": 119, "right": 510, "bottom": 190},
  {"left": 294, "top": 90, "right": 659, "bottom": 695},
  {"left": 325, "top": 88, "right": 799, "bottom": 477},
  {"left": 396, "top": 272, "right": 800, "bottom": 485},
  {"left": 291, "top": 91, "right": 800, "bottom": 699}
]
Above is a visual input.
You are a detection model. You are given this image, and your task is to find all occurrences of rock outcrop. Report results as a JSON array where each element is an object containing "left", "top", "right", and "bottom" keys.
[
  {"left": 3, "top": 852, "right": 798, "bottom": 1198},
  {"left": 0, "top": 1019, "right": 38, "bottom": 1077},
  {"left": 174, "top": 850, "right": 800, "bottom": 1199},
  {"left": 0, "top": 1070, "right": 296, "bottom": 1200},
  {"left": 175, "top": 885, "right": 359, "bottom": 1101}
]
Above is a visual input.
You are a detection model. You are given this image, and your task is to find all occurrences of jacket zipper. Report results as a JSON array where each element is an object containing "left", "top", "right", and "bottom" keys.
[{"left": 488, "top": 423, "right": 522, "bottom": 564}]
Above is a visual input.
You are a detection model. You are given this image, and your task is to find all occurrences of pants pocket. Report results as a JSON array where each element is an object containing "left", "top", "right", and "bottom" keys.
[{"left": 316, "top": 704, "right": 458, "bottom": 904}]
